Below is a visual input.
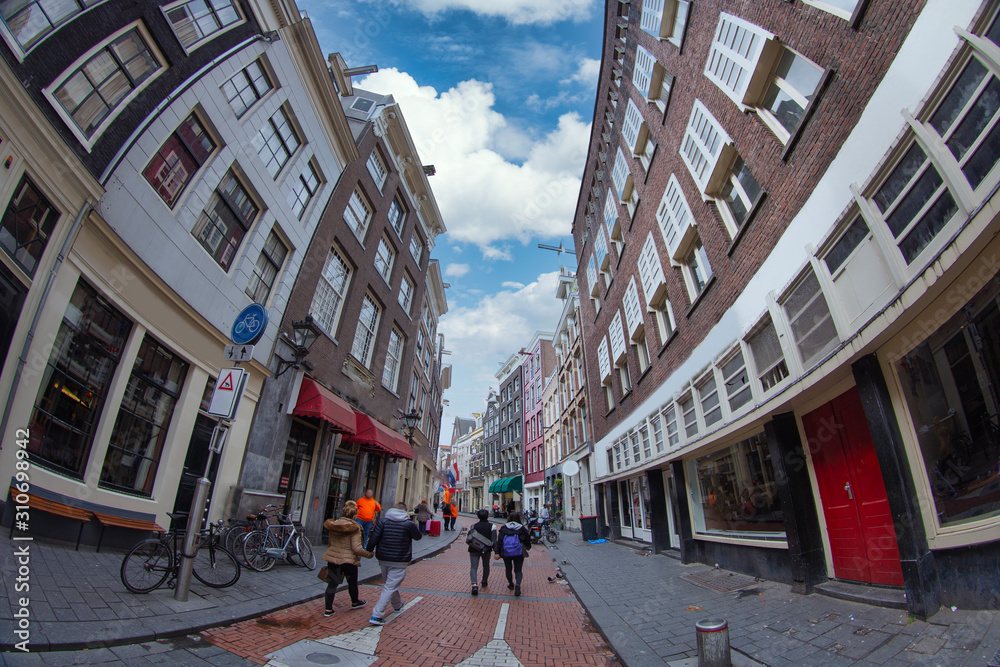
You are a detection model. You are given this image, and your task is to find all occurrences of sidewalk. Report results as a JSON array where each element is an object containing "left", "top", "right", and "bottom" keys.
[
  {"left": 0, "top": 519, "right": 461, "bottom": 652},
  {"left": 549, "top": 538, "right": 1000, "bottom": 667}
]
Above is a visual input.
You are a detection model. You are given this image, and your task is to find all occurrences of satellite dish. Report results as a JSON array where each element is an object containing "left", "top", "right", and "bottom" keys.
[{"left": 562, "top": 460, "right": 580, "bottom": 477}]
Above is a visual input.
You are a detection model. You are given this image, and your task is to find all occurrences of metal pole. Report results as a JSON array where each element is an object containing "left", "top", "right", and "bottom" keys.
[{"left": 696, "top": 618, "right": 731, "bottom": 667}]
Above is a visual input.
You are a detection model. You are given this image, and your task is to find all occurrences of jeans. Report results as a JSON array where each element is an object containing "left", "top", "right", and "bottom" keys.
[
  {"left": 324, "top": 563, "right": 360, "bottom": 609},
  {"left": 357, "top": 519, "right": 373, "bottom": 547},
  {"left": 503, "top": 556, "right": 524, "bottom": 586},
  {"left": 373, "top": 562, "right": 408, "bottom": 618},
  {"left": 469, "top": 551, "right": 490, "bottom": 585}
]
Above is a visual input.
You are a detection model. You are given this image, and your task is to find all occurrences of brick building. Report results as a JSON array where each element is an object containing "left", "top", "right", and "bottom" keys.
[
  {"left": 574, "top": 0, "right": 1000, "bottom": 616},
  {"left": 481, "top": 390, "right": 500, "bottom": 507},
  {"left": 489, "top": 353, "right": 525, "bottom": 510},
  {"left": 522, "top": 332, "right": 555, "bottom": 512}
]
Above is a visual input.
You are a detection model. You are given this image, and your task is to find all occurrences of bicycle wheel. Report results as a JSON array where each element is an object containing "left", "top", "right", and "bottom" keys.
[
  {"left": 241, "top": 530, "right": 276, "bottom": 572},
  {"left": 546, "top": 529, "right": 560, "bottom": 544},
  {"left": 193, "top": 542, "right": 241, "bottom": 588},
  {"left": 290, "top": 533, "right": 316, "bottom": 569},
  {"left": 121, "top": 539, "right": 172, "bottom": 593},
  {"left": 224, "top": 523, "right": 250, "bottom": 556}
]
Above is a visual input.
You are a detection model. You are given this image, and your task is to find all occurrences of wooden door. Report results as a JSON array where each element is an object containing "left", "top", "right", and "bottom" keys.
[{"left": 803, "top": 387, "right": 904, "bottom": 586}]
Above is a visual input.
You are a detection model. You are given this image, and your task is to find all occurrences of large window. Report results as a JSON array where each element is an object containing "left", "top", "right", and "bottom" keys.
[
  {"left": 747, "top": 318, "right": 787, "bottom": 392},
  {"left": 721, "top": 350, "right": 751, "bottom": 412},
  {"left": 398, "top": 271, "right": 415, "bottom": 313},
  {"left": 388, "top": 196, "right": 406, "bottom": 237},
  {"left": 28, "top": 280, "right": 132, "bottom": 478},
  {"left": 254, "top": 107, "right": 301, "bottom": 179},
  {"left": 382, "top": 327, "right": 403, "bottom": 391},
  {"left": 192, "top": 169, "right": 259, "bottom": 270},
  {"left": 100, "top": 336, "right": 188, "bottom": 496},
  {"left": 680, "top": 393, "right": 697, "bottom": 438},
  {"left": 374, "top": 234, "right": 395, "bottom": 284},
  {"left": 245, "top": 229, "right": 287, "bottom": 303},
  {"left": 311, "top": 247, "right": 351, "bottom": 334},
  {"left": 410, "top": 234, "right": 424, "bottom": 265},
  {"left": 344, "top": 187, "right": 372, "bottom": 242},
  {"left": 286, "top": 162, "right": 321, "bottom": 220},
  {"left": 782, "top": 270, "right": 839, "bottom": 369},
  {"left": 697, "top": 373, "right": 721, "bottom": 427},
  {"left": 760, "top": 50, "right": 824, "bottom": 138},
  {"left": 165, "top": 0, "right": 240, "bottom": 50},
  {"left": 367, "top": 148, "right": 388, "bottom": 191},
  {"left": 144, "top": 114, "right": 216, "bottom": 208},
  {"left": 895, "top": 273, "right": 1000, "bottom": 526},
  {"left": 52, "top": 28, "right": 160, "bottom": 139},
  {"left": 351, "top": 294, "right": 381, "bottom": 367},
  {"left": 1, "top": 175, "right": 59, "bottom": 276},
  {"left": 682, "top": 237, "right": 712, "bottom": 299},
  {"left": 686, "top": 432, "right": 786, "bottom": 540},
  {"left": 718, "top": 156, "right": 762, "bottom": 232},
  {"left": 2, "top": 0, "right": 102, "bottom": 51},
  {"left": 222, "top": 59, "right": 271, "bottom": 118}
]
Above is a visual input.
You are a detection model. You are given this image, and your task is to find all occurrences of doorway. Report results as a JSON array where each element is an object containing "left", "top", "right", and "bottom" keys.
[
  {"left": 663, "top": 469, "right": 681, "bottom": 549},
  {"left": 172, "top": 380, "right": 223, "bottom": 526},
  {"left": 0, "top": 263, "right": 26, "bottom": 371},
  {"left": 618, "top": 476, "right": 652, "bottom": 541},
  {"left": 323, "top": 452, "right": 355, "bottom": 537},
  {"left": 280, "top": 420, "right": 317, "bottom": 522},
  {"left": 802, "top": 386, "right": 904, "bottom": 586}
]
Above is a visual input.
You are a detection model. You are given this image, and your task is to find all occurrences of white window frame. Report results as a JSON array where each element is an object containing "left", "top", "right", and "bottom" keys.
[
  {"left": 388, "top": 195, "right": 406, "bottom": 237},
  {"left": 716, "top": 155, "right": 764, "bottom": 238},
  {"left": 598, "top": 336, "right": 612, "bottom": 382},
  {"left": 609, "top": 310, "right": 628, "bottom": 366},
  {"left": 344, "top": 186, "right": 373, "bottom": 243},
  {"left": 287, "top": 160, "right": 322, "bottom": 220},
  {"left": 756, "top": 48, "right": 825, "bottom": 144},
  {"left": 351, "top": 294, "right": 381, "bottom": 367},
  {"left": 367, "top": 148, "right": 388, "bottom": 192},
  {"left": 382, "top": 327, "right": 403, "bottom": 391},
  {"left": 162, "top": 0, "right": 244, "bottom": 54},
  {"left": 680, "top": 235, "right": 713, "bottom": 301},
  {"left": 623, "top": 277, "right": 644, "bottom": 338},
  {"left": 704, "top": 12, "right": 777, "bottom": 110},
  {"left": 745, "top": 316, "right": 790, "bottom": 395},
  {"left": 655, "top": 174, "right": 698, "bottom": 261},
  {"left": 374, "top": 234, "right": 395, "bottom": 285},
  {"left": 800, "top": 0, "right": 859, "bottom": 22},
  {"left": 696, "top": 370, "right": 722, "bottom": 428},
  {"left": 222, "top": 58, "right": 273, "bottom": 119},
  {"left": 780, "top": 268, "right": 841, "bottom": 370},
  {"left": 254, "top": 105, "right": 302, "bottom": 180},
  {"left": 398, "top": 271, "right": 415, "bottom": 313},
  {"left": 612, "top": 148, "right": 639, "bottom": 218},
  {"left": 245, "top": 228, "right": 288, "bottom": 305},
  {"left": 310, "top": 247, "right": 352, "bottom": 336},
  {"left": 0, "top": 0, "right": 109, "bottom": 58},
  {"left": 679, "top": 392, "right": 698, "bottom": 438},
  {"left": 680, "top": 100, "right": 734, "bottom": 197},
  {"left": 640, "top": 0, "right": 677, "bottom": 40},
  {"left": 410, "top": 234, "right": 424, "bottom": 265},
  {"left": 720, "top": 346, "right": 753, "bottom": 415}
]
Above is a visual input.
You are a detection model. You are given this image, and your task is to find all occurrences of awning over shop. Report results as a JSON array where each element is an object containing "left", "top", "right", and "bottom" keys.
[
  {"left": 488, "top": 476, "right": 523, "bottom": 494},
  {"left": 345, "top": 413, "right": 414, "bottom": 460},
  {"left": 293, "top": 379, "right": 356, "bottom": 434}
]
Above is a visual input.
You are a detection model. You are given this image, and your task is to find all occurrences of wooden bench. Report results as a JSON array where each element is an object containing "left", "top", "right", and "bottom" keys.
[
  {"left": 7, "top": 486, "right": 94, "bottom": 550},
  {"left": 93, "top": 512, "right": 164, "bottom": 552}
]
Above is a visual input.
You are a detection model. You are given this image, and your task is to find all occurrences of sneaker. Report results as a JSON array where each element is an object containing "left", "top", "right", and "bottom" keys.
[
  {"left": 481, "top": 580, "right": 488, "bottom": 587},
  {"left": 471, "top": 585, "right": 479, "bottom": 596},
  {"left": 392, "top": 602, "right": 404, "bottom": 613},
  {"left": 514, "top": 585, "right": 521, "bottom": 597},
  {"left": 507, "top": 582, "right": 515, "bottom": 590},
  {"left": 324, "top": 609, "right": 335, "bottom": 617},
  {"left": 369, "top": 616, "right": 386, "bottom": 626},
  {"left": 351, "top": 600, "right": 367, "bottom": 609}
]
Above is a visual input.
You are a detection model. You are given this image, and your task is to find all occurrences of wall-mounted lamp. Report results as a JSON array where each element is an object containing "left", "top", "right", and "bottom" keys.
[{"left": 275, "top": 315, "right": 322, "bottom": 376}]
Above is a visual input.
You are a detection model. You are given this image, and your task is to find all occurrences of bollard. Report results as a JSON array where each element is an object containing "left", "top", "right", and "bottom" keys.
[{"left": 696, "top": 618, "right": 731, "bottom": 667}]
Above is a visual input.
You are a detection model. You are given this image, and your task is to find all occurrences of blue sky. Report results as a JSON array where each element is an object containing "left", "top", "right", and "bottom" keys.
[{"left": 300, "top": 0, "right": 603, "bottom": 442}]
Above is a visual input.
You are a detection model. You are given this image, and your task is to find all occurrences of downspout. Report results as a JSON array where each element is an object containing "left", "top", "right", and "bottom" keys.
[{"left": 0, "top": 201, "right": 91, "bottom": 445}]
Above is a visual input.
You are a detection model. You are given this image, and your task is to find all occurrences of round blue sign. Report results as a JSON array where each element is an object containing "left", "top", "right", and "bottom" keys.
[{"left": 232, "top": 303, "right": 268, "bottom": 345}]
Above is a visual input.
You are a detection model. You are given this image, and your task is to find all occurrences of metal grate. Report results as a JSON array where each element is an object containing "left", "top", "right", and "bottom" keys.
[{"left": 681, "top": 570, "right": 758, "bottom": 593}]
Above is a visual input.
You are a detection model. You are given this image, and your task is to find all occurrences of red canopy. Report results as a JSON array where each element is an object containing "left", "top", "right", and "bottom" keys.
[
  {"left": 345, "top": 413, "right": 414, "bottom": 460},
  {"left": 292, "top": 379, "right": 357, "bottom": 434}
]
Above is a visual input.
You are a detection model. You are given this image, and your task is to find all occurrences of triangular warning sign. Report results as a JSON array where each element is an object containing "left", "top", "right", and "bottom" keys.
[{"left": 218, "top": 372, "right": 233, "bottom": 391}]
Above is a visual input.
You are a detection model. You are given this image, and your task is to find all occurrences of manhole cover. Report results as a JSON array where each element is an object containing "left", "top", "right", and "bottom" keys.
[
  {"left": 681, "top": 570, "right": 758, "bottom": 592},
  {"left": 307, "top": 654, "right": 341, "bottom": 664}
]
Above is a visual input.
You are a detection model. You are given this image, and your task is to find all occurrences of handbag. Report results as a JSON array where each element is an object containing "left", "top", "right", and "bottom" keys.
[
  {"left": 317, "top": 565, "right": 328, "bottom": 582},
  {"left": 466, "top": 528, "right": 493, "bottom": 551}
]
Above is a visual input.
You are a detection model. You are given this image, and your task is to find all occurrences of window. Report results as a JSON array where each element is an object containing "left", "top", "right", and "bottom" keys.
[
  {"left": 192, "top": 170, "right": 259, "bottom": 270},
  {"left": 617, "top": 358, "right": 632, "bottom": 393},
  {"left": 398, "top": 271, "right": 415, "bottom": 313},
  {"left": 760, "top": 50, "right": 824, "bottom": 139},
  {"left": 662, "top": 404, "right": 680, "bottom": 450},
  {"left": 782, "top": 270, "right": 839, "bottom": 369},
  {"left": 2, "top": 0, "right": 101, "bottom": 51},
  {"left": 801, "top": 0, "right": 859, "bottom": 21},
  {"left": 655, "top": 174, "right": 696, "bottom": 258},
  {"left": 680, "top": 100, "right": 731, "bottom": 196},
  {"left": 388, "top": 196, "right": 406, "bottom": 237},
  {"left": 598, "top": 335, "right": 612, "bottom": 386},
  {"left": 408, "top": 372, "right": 420, "bottom": 410},
  {"left": 704, "top": 13, "right": 776, "bottom": 109},
  {"left": 367, "top": 149, "right": 388, "bottom": 191},
  {"left": 344, "top": 187, "right": 373, "bottom": 242},
  {"left": 165, "top": 0, "right": 240, "bottom": 50},
  {"left": 254, "top": 107, "right": 301, "bottom": 179},
  {"left": 682, "top": 237, "right": 712, "bottom": 299},
  {"left": 28, "top": 280, "right": 132, "bottom": 479},
  {"left": 410, "top": 234, "right": 424, "bottom": 265},
  {"left": 611, "top": 149, "right": 638, "bottom": 215},
  {"left": 352, "top": 97, "right": 375, "bottom": 113},
  {"left": 311, "top": 247, "right": 351, "bottom": 334},
  {"left": 245, "top": 229, "right": 287, "bottom": 303},
  {"left": 697, "top": 373, "right": 722, "bottom": 427},
  {"left": 100, "top": 336, "right": 188, "bottom": 496},
  {"left": 640, "top": 0, "right": 688, "bottom": 45},
  {"left": 622, "top": 98, "right": 656, "bottom": 171},
  {"left": 604, "top": 379, "right": 615, "bottom": 412},
  {"left": 1, "top": 175, "right": 59, "bottom": 276},
  {"left": 824, "top": 216, "right": 870, "bottom": 274},
  {"left": 680, "top": 393, "right": 697, "bottom": 438},
  {"left": 382, "top": 328, "right": 403, "bottom": 391},
  {"left": 650, "top": 295, "right": 675, "bottom": 345},
  {"left": 721, "top": 350, "right": 752, "bottom": 412},
  {"left": 747, "top": 318, "right": 788, "bottom": 391},
  {"left": 633, "top": 46, "right": 673, "bottom": 110},
  {"left": 222, "top": 59, "right": 271, "bottom": 118},
  {"left": 51, "top": 28, "right": 160, "bottom": 140},
  {"left": 718, "top": 156, "right": 763, "bottom": 233},
  {"left": 286, "top": 162, "right": 321, "bottom": 220},
  {"left": 144, "top": 114, "right": 216, "bottom": 208},
  {"left": 374, "top": 235, "right": 395, "bottom": 284},
  {"left": 351, "top": 294, "right": 381, "bottom": 367}
]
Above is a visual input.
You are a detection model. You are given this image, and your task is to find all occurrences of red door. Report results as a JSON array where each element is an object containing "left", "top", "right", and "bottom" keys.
[{"left": 802, "top": 387, "right": 903, "bottom": 586}]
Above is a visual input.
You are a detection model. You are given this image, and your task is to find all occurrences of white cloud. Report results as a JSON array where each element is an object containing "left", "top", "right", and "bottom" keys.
[
  {"left": 561, "top": 57, "right": 600, "bottom": 86},
  {"left": 358, "top": 68, "right": 591, "bottom": 258},
  {"left": 445, "top": 263, "right": 470, "bottom": 278},
  {"left": 370, "top": 0, "right": 596, "bottom": 25},
  {"left": 501, "top": 281, "right": 525, "bottom": 289}
]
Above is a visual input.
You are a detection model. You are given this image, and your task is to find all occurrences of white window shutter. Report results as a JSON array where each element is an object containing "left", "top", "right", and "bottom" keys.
[
  {"left": 656, "top": 174, "right": 696, "bottom": 258},
  {"left": 640, "top": 0, "right": 665, "bottom": 38},
  {"left": 704, "top": 12, "right": 773, "bottom": 107},
  {"left": 612, "top": 147, "right": 630, "bottom": 198},
  {"left": 603, "top": 190, "right": 619, "bottom": 230},
  {"left": 599, "top": 336, "right": 612, "bottom": 381},
  {"left": 587, "top": 256, "right": 599, "bottom": 296},
  {"left": 622, "top": 98, "right": 643, "bottom": 153},
  {"left": 594, "top": 223, "right": 609, "bottom": 268},
  {"left": 679, "top": 100, "right": 730, "bottom": 194},
  {"left": 638, "top": 232, "right": 667, "bottom": 302},
  {"left": 623, "top": 278, "right": 644, "bottom": 337},
  {"left": 633, "top": 46, "right": 655, "bottom": 99},
  {"left": 609, "top": 311, "right": 628, "bottom": 363}
]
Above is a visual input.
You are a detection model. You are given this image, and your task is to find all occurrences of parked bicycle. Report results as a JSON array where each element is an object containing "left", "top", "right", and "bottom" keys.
[
  {"left": 240, "top": 511, "right": 316, "bottom": 572},
  {"left": 220, "top": 504, "right": 282, "bottom": 558},
  {"left": 120, "top": 513, "right": 241, "bottom": 593}
]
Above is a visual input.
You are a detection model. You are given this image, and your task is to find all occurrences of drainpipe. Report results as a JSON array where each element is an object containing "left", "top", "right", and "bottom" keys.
[{"left": 0, "top": 201, "right": 91, "bottom": 446}]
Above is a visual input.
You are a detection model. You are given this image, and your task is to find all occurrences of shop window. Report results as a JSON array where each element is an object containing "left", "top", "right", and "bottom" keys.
[
  {"left": 782, "top": 269, "right": 839, "bottom": 369},
  {"left": 165, "top": 0, "right": 241, "bottom": 51},
  {"left": 144, "top": 113, "right": 216, "bottom": 208},
  {"left": 1, "top": 175, "right": 60, "bottom": 276},
  {"left": 894, "top": 273, "right": 1000, "bottom": 526},
  {"left": 222, "top": 59, "right": 272, "bottom": 118},
  {"left": 245, "top": 229, "right": 287, "bottom": 304},
  {"left": 28, "top": 280, "right": 133, "bottom": 479},
  {"left": 686, "top": 432, "right": 786, "bottom": 539},
  {"left": 100, "top": 335, "right": 189, "bottom": 496},
  {"left": 192, "top": 169, "right": 259, "bottom": 270},
  {"left": 746, "top": 318, "right": 788, "bottom": 392}
]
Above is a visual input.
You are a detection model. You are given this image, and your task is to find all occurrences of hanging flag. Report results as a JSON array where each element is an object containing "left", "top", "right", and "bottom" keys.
[{"left": 452, "top": 461, "right": 460, "bottom": 482}]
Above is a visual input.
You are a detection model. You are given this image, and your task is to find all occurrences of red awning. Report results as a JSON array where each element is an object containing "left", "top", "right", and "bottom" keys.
[
  {"left": 345, "top": 413, "right": 415, "bottom": 460},
  {"left": 292, "top": 379, "right": 357, "bottom": 434}
]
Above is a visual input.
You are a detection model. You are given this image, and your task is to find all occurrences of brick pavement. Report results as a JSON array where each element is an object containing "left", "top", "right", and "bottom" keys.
[{"left": 548, "top": 538, "right": 1000, "bottom": 667}]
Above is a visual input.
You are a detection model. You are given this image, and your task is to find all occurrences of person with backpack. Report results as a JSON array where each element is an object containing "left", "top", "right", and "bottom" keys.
[
  {"left": 366, "top": 502, "right": 422, "bottom": 625},
  {"left": 441, "top": 499, "right": 455, "bottom": 531},
  {"left": 466, "top": 508, "right": 495, "bottom": 596},
  {"left": 493, "top": 511, "right": 531, "bottom": 597}
]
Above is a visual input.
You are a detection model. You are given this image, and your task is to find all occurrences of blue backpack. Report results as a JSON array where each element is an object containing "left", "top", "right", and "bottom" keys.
[{"left": 501, "top": 531, "right": 523, "bottom": 557}]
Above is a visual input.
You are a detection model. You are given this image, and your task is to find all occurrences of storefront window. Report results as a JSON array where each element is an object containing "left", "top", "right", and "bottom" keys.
[
  {"left": 279, "top": 420, "right": 316, "bottom": 521},
  {"left": 686, "top": 432, "right": 786, "bottom": 540},
  {"left": 894, "top": 273, "right": 1000, "bottom": 526}
]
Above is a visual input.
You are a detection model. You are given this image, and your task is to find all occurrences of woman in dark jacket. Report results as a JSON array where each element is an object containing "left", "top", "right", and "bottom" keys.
[
  {"left": 493, "top": 511, "right": 531, "bottom": 597},
  {"left": 468, "top": 509, "right": 494, "bottom": 596}
]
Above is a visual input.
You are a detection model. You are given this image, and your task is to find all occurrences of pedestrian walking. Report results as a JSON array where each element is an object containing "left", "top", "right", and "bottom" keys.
[
  {"left": 414, "top": 499, "right": 433, "bottom": 534},
  {"left": 355, "top": 489, "right": 381, "bottom": 547},
  {"left": 366, "top": 502, "right": 422, "bottom": 625},
  {"left": 321, "top": 500, "right": 373, "bottom": 617},
  {"left": 494, "top": 511, "right": 531, "bottom": 597},
  {"left": 449, "top": 501, "right": 458, "bottom": 530},
  {"left": 440, "top": 499, "right": 454, "bottom": 531},
  {"left": 467, "top": 509, "right": 494, "bottom": 596}
]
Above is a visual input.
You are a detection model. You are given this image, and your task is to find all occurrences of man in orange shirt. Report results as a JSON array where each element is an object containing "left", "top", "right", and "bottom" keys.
[{"left": 356, "top": 489, "right": 381, "bottom": 548}]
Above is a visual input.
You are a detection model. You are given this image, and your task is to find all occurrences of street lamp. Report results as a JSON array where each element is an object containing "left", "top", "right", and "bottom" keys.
[
  {"left": 399, "top": 409, "right": 422, "bottom": 443},
  {"left": 275, "top": 314, "right": 322, "bottom": 376}
]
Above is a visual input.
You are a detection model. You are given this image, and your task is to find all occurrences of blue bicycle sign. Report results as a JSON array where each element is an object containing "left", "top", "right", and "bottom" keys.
[{"left": 232, "top": 303, "right": 268, "bottom": 345}]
